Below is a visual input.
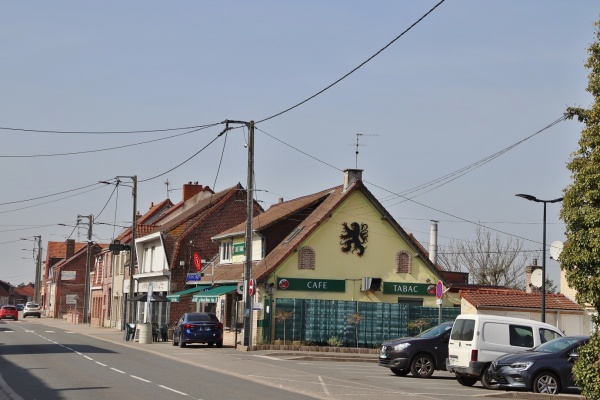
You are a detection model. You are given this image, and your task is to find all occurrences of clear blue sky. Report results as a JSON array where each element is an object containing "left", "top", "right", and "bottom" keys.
[{"left": 1, "top": 1, "right": 598, "bottom": 288}]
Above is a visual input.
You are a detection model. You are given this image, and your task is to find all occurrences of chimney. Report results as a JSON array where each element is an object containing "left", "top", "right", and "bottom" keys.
[
  {"left": 429, "top": 221, "right": 438, "bottom": 266},
  {"left": 65, "top": 239, "right": 75, "bottom": 259},
  {"left": 525, "top": 259, "right": 538, "bottom": 294},
  {"left": 343, "top": 169, "right": 363, "bottom": 192},
  {"left": 183, "top": 181, "right": 203, "bottom": 202},
  {"left": 278, "top": 197, "right": 284, "bottom": 204}
]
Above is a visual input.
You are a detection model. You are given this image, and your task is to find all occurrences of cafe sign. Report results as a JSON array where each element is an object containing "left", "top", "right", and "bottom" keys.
[
  {"left": 277, "top": 278, "right": 345, "bottom": 292},
  {"left": 382, "top": 282, "right": 437, "bottom": 296}
]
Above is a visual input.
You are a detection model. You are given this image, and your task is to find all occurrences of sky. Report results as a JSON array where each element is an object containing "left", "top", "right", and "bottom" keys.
[{"left": 1, "top": 1, "right": 598, "bottom": 289}]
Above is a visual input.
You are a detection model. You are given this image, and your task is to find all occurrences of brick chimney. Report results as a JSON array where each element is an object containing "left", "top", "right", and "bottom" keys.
[
  {"left": 66, "top": 239, "right": 75, "bottom": 259},
  {"left": 343, "top": 169, "right": 363, "bottom": 192},
  {"left": 183, "top": 182, "right": 203, "bottom": 202},
  {"left": 525, "top": 258, "right": 538, "bottom": 294}
]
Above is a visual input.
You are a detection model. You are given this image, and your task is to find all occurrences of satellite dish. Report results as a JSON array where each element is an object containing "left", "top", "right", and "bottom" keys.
[
  {"left": 530, "top": 269, "right": 543, "bottom": 288},
  {"left": 550, "top": 241, "right": 564, "bottom": 260}
]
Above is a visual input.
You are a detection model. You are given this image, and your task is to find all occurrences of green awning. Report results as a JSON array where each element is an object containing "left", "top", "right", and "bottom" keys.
[
  {"left": 166, "top": 285, "right": 211, "bottom": 302},
  {"left": 192, "top": 285, "right": 237, "bottom": 303}
]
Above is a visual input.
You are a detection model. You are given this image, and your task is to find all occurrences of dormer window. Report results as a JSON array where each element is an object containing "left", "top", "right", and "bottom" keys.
[{"left": 221, "top": 241, "right": 233, "bottom": 263}]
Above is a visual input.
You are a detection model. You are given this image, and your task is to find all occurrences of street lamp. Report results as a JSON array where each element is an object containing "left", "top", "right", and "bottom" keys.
[{"left": 515, "top": 194, "right": 563, "bottom": 322}]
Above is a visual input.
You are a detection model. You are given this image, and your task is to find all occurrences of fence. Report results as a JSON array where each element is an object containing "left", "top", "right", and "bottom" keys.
[{"left": 269, "top": 298, "right": 460, "bottom": 348}]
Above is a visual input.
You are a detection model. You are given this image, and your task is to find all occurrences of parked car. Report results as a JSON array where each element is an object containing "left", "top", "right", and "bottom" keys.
[
  {"left": 0, "top": 305, "right": 19, "bottom": 321},
  {"left": 447, "top": 314, "right": 564, "bottom": 389},
  {"left": 489, "top": 335, "right": 588, "bottom": 395},
  {"left": 23, "top": 302, "right": 41, "bottom": 318},
  {"left": 16, "top": 304, "right": 24, "bottom": 311},
  {"left": 379, "top": 321, "right": 453, "bottom": 378},
  {"left": 172, "top": 312, "right": 223, "bottom": 348}
]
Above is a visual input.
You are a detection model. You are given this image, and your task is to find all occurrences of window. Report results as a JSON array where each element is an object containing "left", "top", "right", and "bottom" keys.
[
  {"left": 509, "top": 325, "right": 534, "bottom": 347},
  {"left": 298, "top": 246, "right": 315, "bottom": 270},
  {"left": 395, "top": 251, "right": 411, "bottom": 273},
  {"left": 221, "top": 242, "right": 232, "bottom": 262},
  {"left": 540, "top": 328, "right": 563, "bottom": 343},
  {"left": 451, "top": 318, "right": 476, "bottom": 341}
]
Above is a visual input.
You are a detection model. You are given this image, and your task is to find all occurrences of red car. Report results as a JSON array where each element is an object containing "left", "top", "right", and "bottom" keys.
[{"left": 0, "top": 305, "right": 19, "bottom": 321}]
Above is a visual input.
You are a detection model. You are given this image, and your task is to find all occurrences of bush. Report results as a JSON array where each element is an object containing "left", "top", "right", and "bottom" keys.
[
  {"left": 327, "top": 336, "right": 343, "bottom": 347},
  {"left": 573, "top": 329, "right": 600, "bottom": 400}
]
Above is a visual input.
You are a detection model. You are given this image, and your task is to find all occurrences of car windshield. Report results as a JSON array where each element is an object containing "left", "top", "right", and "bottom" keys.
[
  {"left": 416, "top": 323, "right": 452, "bottom": 338},
  {"left": 534, "top": 336, "right": 583, "bottom": 353}
]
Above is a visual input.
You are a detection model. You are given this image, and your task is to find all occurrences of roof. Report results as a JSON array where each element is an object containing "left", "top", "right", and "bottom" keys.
[
  {"left": 212, "top": 180, "right": 445, "bottom": 284},
  {"left": 46, "top": 241, "right": 87, "bottom": 260},
  {"left": 460, "top": 288, "right": 582, "bottom": 311}
]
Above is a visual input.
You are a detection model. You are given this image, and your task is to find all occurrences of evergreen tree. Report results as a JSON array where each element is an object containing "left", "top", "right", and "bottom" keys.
[{"left": 561, "top": 19, "right": 600, "bottom": 399}]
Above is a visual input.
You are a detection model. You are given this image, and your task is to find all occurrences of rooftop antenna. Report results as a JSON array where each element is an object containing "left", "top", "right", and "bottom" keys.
[
  {"left": 351, "top": 133, "right": 379, "bottom": 169},
  {"left": 165, "top": 179, "right": 170, "bottom": 200}
]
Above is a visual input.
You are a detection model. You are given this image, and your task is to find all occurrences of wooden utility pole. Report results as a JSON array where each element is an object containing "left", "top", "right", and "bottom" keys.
[
  {"left": 79, "top": 214, "right": 93, "bottom": 324},
  {"left": 243, "top": 121, "right": 255, "bottom": 347},
  {"left": 34, "top": 235, "right": 42, "bottom": 304}
]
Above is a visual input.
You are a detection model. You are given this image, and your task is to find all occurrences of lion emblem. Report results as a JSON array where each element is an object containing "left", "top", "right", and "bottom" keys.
[{"left": 340, "top": 222, "right": 368, "bottom": 257}]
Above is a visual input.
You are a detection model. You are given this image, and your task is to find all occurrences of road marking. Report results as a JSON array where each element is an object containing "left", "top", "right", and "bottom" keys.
[
  {"left": 318, "top": 376, "right": 330, "bottom": 396},
  {"left": 158, "top": 385, "right": 188, "bottom": 396},
  {"left": 253, "top": 355, "right": 287, "bottom": 361},
  {"left": 44, "top": 330, "right": 55, "bottom": 333},
  {"left": 84, "top": 356, "right": 93, "bottom": 360},
  {"left": 131, "top": 375, "right": 151, "bottom": 383},
  {"left": 96, "top": 361, "right": 107, "bottom": 366},
  {"left": 111, "top": 368, "right": 125, "bottom": 373}
]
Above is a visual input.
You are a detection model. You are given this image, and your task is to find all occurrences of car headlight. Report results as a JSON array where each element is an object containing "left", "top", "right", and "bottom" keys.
[
  {"left": 510, "top": 361, "right": 534, "bottom": 370},
  {"left": 393, "top": 343, "right": 411, "bottom": 351}
]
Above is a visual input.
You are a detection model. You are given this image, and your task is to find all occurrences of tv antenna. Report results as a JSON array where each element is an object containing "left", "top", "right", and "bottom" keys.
[
  {"left": 165, "top": 179, "right": 171, "bottom": 200},
  {"left": 351, "top": 133, "right": 379, "bottom": 169}
]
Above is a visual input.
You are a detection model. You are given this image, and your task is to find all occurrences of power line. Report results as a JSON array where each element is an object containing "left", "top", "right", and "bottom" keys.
[
  {"left": 0, "top": 122, "right": 221, "bottom": 135},
  {"left": 0, "top": 124, "right": 220, "bottom": 158},
  {"left": 256, "top": 0, "right": 446, "bottom": 124}
]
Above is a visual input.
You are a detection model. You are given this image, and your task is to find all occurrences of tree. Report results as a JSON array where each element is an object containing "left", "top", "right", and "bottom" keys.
[
  {"left": 346, "top": 313, "right": 363, "bottom": 348},
  {"left": 274, "top": 310, "right": 294, "bottom": 344},
  {"left": 561, "top": 19, "right": 600, "bottom": 400},
  {"left": 438, "top": 225, "right": 531, "bottom": 289}
]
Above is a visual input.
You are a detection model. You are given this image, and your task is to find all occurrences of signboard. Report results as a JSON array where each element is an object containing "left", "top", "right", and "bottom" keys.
[
  {"left": 382, "top": 282, "right": 437, "bottom": 296},
  {"left": 236, "top": 282, "right": 244, "bottom": 295},
  {"left": 276, "top": 278, "right": 345, "bottom": 292},
  {"left": 233, "top": 243, "right": 245, "bottom": 255},
  {"left": 65, "top": 294, "right": 77, "bottom": 304},
  {"left": 61, "top": 271, "right": 76, "bottom": 281},
  {"left": 249, "top": 279, "right": 255, "bottom": 296},
  {"left": 186, "top": 273, "right": 202, "bottom": 283},
  {"left": 193, "top": 252, "right": 202, "bottom": 271}
]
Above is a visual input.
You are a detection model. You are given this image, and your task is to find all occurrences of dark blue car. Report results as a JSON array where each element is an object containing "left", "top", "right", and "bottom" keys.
[
  {"left": 490, "top": 335, "right": 588, "bottom": 394},
  {"left": 172, "top": 312, "right": 223, "bottom": 348}
]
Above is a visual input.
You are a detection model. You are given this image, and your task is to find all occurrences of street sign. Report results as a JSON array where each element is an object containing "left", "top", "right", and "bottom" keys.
[
  {"left": 436, "top": 280, "right": 443, "bottom": 299},
  {"left": 249, "top": 279, "right": 255, "bottom": 296},
  {"left": 237, "top": 282, "right": 244, "bottom": 295},
  {"left": 66, "top": 294, "right": 77, "bottom": 304}
]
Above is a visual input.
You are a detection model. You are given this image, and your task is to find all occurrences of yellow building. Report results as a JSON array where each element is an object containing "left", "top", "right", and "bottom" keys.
[{"left": 211, "top": 169, "right": 465, "bottom": 346}]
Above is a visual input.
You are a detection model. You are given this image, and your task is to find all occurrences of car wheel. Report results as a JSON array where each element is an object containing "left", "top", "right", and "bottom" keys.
[
  {"left": 172, "top": 335, "right": 178, "bottom": 346},
  {"left": 391, "top": 368, "right": 409, "bottom": 376},
  {"left": 480, "top": 365, "right": 500, "bottom": 390},
  {"left": 410, "top": 353, "right": 435, "bottom": 378},
  {"left": 456, "top": 375, "right": 478, "bottom": 386},
  {"left": 216, "top": 340, "right": 223, "bottom": 348},
  {"left": 179, "top": 334, "right": 186, "bottom": 348},
  {"left": 533, "top": 372, "right": 560, "bottom": 394},
  {"left": 37, "top": 315, "right": 41, "bottom": 318},
  {"left": 22, "top": 315, "right": 26, "bottom": 319}
]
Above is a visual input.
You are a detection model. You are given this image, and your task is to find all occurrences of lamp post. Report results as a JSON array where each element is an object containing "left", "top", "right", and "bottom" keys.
[{"left": 515, "top": 194, "right": 563, "bottom": 322}]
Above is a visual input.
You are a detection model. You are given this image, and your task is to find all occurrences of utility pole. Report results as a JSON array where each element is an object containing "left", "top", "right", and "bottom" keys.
[
  {"left": 243, "top": 121, "right": 255, "bottom": 347},
  {"left": 79, "top": 214, "right": 93, "bottom": 324},
  {"left": 118, "top": 176, "right": 138, "bottom": 325},
  {"left": 34, "top": 235, "right": 42, "bottom": 304}
]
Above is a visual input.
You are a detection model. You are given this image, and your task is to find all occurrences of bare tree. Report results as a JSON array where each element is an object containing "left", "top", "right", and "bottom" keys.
[{"left": 438, "top": 225, "right": 531, "bottom": 289}]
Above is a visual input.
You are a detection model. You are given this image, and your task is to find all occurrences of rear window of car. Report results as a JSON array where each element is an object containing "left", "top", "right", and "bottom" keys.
[
  {"left": 2, "top": 306, "right": 16, "bottom": 311},
  {"left": 26, "top": 304, "right": 39, "bottom": 308},
  {"left": 187, "top": 313, "right": 218, "bottom": 322},
  {"left": 451, "top": 318, "right": 475, "bottom": 341}
]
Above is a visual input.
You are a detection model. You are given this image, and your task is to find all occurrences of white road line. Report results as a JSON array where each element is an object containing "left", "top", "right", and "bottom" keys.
[
  {"left": 84, "top": 356, "right": 93, "bottom": 361},
  {"left": 95, "top": 361, "right": 107, "bottom": 367},
  {"left": 131, "top": 375, "right": 151, "bottom": 383},
  {"left": 44, "top": 331, "right": 55, "bottom": 333},
  {"left": 111, "top": 368, "right": 125, "bottom": 373},
  {"left": 318, "top": 376, "right": 330, "bottom": 396},
  {"left": 158, "top": 385, "right": 188, "bottom": 396},
  {"left": 253, "top": 355, "right": 287, "bottom": 361},
  {"left": 65, "top": 331, "right": 75, "bottom": 334}
]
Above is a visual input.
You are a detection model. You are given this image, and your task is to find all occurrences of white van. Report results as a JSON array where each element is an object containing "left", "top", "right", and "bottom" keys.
[{"left": 446, "top": 314, "right": 564, "bottom": 389}]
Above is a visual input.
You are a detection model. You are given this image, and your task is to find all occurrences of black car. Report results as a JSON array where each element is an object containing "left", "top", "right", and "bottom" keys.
[
  {"left": 489, "top": 335, "right": 589, "bottom": 394},
  {"left": 379, "top": 321, "right": 453, "bottom": 378},
  {"left": 172, "top": 312, "right": 224, "bottom": 348}
]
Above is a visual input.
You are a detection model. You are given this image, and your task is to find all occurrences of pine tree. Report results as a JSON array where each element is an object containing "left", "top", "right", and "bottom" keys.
[{"left": 561, "top": 19, "right": 600, "bottom": 399}]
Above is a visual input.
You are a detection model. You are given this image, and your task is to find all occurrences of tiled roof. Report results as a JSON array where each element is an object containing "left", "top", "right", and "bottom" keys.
[
  {"left": 14, "top": 286, "right": 34, "bottom": 297},
  {"left": 0, "top": 286, "right": 9, "bottom": 297},
  {"left": 46, "top": 241, "right": 87, "bottom": 260},
  {"left": 460, "top": 289, "right": 582, "bottom": 311}
]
